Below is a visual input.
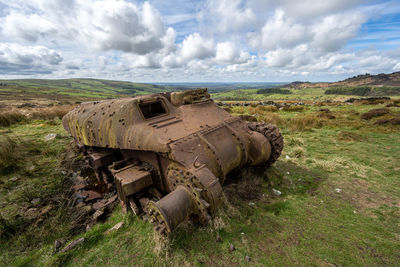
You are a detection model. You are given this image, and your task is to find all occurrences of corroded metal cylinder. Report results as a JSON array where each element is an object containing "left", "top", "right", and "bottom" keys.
[{"left": 149, "top": 185, "right": 196, "bottom": 232}]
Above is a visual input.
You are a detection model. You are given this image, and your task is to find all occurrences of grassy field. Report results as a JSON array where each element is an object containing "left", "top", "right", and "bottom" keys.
[{"left": 1, "top": 89, "right": 400, "bottom": 266}]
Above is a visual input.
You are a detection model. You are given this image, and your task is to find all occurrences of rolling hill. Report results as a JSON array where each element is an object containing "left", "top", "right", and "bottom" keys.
[
  {"left": 284, "top": 71, "right": 400, "bottom": 89},
  {"left": 0, "top": 78, "right": 165, "bottom": 101}
]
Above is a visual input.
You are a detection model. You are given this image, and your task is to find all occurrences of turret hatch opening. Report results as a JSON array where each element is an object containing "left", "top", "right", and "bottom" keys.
[{"left": 139, "top": 99, "right": 168, "bottom": 119}]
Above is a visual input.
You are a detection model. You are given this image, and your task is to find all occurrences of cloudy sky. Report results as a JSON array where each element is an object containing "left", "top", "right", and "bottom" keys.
[{"left": 0, "top": 0, "right": 399, "bottom": 82}]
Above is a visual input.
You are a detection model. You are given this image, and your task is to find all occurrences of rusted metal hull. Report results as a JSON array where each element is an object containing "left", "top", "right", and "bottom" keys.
[{"left": 62, "top": 89, "right": 284, "bottom": 233}]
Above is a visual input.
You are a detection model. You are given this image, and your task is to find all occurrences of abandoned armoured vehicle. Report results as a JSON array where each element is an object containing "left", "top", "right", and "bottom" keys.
[{"left": 62, "top": 88, "right": 283, "bottom": 234}]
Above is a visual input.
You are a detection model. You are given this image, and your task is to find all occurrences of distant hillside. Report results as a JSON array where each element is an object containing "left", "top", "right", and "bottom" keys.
[
  {"left": 0, "top": 78, "right": 165, "bottom": 101},
  {"left": 284, "top": 72, "right": 400, "bottom": 89}
]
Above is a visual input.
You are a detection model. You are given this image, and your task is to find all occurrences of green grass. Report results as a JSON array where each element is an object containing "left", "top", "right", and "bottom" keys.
[{"left": 1, "top": 99, "right": 400, "bottom": 266}]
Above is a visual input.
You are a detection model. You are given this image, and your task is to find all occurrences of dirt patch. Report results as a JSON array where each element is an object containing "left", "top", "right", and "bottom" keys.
[
  {"left": 361, "top": 108, "right": 390, "bottom": 120},
  {"left": 224, "top": 168, "right": 265, "bottom": 204},
  {"left": 330, "top": 178, "right": 399, "bottom": 213}
]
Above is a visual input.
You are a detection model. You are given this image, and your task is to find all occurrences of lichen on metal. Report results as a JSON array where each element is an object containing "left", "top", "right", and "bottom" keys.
[{"left": 62, "top": 88, "right": 284, "bottom": 233}]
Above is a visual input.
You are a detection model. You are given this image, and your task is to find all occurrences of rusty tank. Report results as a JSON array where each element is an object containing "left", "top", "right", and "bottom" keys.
[{"left": 62, "top": 88, "right": 283, "bottom": 233}]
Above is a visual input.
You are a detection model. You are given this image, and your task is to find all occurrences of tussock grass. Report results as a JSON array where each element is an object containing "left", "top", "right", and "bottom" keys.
[
  {"left": 281, "top": 105, "right": 304, "bottom": 112},
  {"left": 254, "top": 105, "right": 278, "bottom": 112},
  {"left": 258, "top": 112, "right": 285, "bottom": 126},
  {"left": 0, "top": 105, "right": 74, "bottom": 127},
  {"left": 288, "top": 114, "right": 323, "bottom": 131},
  {"left": 28, "top": 105, "right": 74, "bottom": 120},
  {"left": 0, "top": 110, "right": 26, "bottom": 127},
  {"left": 0, "top": 136, "right": 21, "bottom": 174}
]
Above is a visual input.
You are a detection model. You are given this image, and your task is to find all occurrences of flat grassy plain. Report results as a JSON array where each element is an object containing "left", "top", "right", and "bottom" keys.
[{"left": 0, "top": 86, "right": 399, "bottom": 266}]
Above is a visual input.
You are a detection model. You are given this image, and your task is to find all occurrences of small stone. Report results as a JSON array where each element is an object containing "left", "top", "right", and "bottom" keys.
[
  {"left": 31, "top": 198, "right": 41, "bottom": 205},
  {"left": 229, "top": 243, "right": 235, "bottom": 252},
  {"left": 45, "top": 133, "right": 59, "bottom": 141},
  {"left": 60, "top": 237, "right": 85, "bottom": 253},
  {"left": 72, "top": 183, "right": 87, "bottom": 191},
  {"left": 335, "top": 188, "right": 341, "bottom": 193},
  {"left": 40, "top": 205, "right": 53, "bottom": 215},
  {"left": 75, "top": 202, "right": 84, "bottom": 208},
  {"left": 10, "top": 177, "right": 18, "bottom": 182},
  {"left": 54, "top": 240, "right": 62, "bottom": 252},
  {"left": 285, "top": 155, "right": 290, "bottom": 159},
  {"left": 105, "top": 222, "right": 124, "bottom": 235},
  {"left": 216, "top": 233, "right": 222, "bottom": 243},
  {"left": 272, "top": 188, "right": 282, "bottom": 196},
  {"left": 92, "top": 209, "right": 104, "bottom": 221},
  {"left": 82, "top": 205, "right": 93, "bottom": 213},
  {"left": 245, "top": 255, "right": 251, "bottom": 262},
  {"left": 248, "top": 202, "right": 255, "bottom": 206}
]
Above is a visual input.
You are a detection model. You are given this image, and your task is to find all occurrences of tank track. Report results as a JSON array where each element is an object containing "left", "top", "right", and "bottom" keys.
[{"left": 248, "top": 122, "right": 284, "bottom": 166}]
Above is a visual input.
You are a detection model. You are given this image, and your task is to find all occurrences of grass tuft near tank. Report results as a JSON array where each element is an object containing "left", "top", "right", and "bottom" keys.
[{"left": 62, "top": 88, "right": 283, "bottom": 233}]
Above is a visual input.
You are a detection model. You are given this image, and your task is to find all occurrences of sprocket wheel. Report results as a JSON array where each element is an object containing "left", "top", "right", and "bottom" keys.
[{"left": 248, "top": 122, "right": 284, "bottom": 166}]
